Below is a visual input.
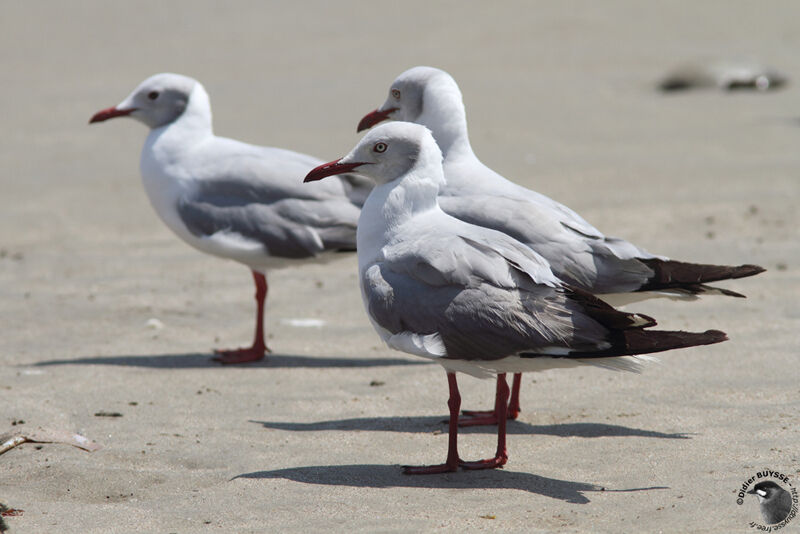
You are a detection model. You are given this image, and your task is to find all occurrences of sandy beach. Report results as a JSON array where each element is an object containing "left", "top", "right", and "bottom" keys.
[{"left": 1, "top": 2, "right": 798, "bottom": 532}]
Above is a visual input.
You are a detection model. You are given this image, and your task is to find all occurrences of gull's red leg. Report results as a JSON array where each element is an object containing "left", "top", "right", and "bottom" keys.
[
  {"left": 508, "top": 373, "right": 522, "bottom": 420},
  {"left": 459, "top": 375, "right": 503, "bottom": 426},
  {"left": 403, "top": 372, "right": 461, "bottom": 474},
  {"left": 461, "top": 373, "right": 509, "bottom": 470},
  {"left": 213, "top": 270, "right": 270, "bottom": 364},
  {"left": 460, "top": 372, "right": 522, "bottom": 426}
]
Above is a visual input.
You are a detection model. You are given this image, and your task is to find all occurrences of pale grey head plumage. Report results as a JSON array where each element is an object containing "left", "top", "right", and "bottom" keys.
[
  {"left": 357, "top": 66, "right": 465, "bottom": 134},
  {"left": 90, "top": 73, "right": 198, "bottom": 129},
  {"left": 308, "top": 122, "right": 443, "bottom": 187},
  {"left": 120, "top": 73, "right": 197, "bottom": 128},
  {"left": 380, "top": 67, "right": 434, "bottom": 122}
]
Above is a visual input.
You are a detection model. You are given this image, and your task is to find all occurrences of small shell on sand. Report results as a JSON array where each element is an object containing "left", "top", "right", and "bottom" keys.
[
  {"left": 658, "top": 60, "right": 788, "bottom": 92},
  {"left": 0, "top": 428, "right": 101, "bottom": 455}
]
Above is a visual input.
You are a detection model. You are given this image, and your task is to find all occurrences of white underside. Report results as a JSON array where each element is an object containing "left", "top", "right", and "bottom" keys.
[
  {"left": 375, "top": 327, "right": 659, "bottom": 379},
  {"left": 184, "top": 230, "right": 346, "bottom": 272},
  {"left": 435, "top": 353, "right": 659, "bottom": 379}
]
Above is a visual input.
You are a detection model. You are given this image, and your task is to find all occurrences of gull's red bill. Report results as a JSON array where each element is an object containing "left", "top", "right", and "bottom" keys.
[
  {"left": 89, "top": 106, "right": 135, "bottom": 124},
  {"left": 303, "top": 159, "right": 368, "bottom": 183},
  {"left": 357, "top": 107, "right": 397, "bottom": 132}
]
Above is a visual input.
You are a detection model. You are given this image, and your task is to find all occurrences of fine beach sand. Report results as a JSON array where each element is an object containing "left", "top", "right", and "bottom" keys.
[{"left": 1, "top": 2, "right": 798, "bottom": 532}]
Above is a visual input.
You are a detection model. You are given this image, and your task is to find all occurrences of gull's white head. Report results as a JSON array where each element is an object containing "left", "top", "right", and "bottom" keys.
[
  {"left": 357, "top": 66, "right": 463, "bottom": 133},
  {"left": 89, "top": 73, "right": 203, "bottom": 129},
  {"left": 305, "top": 122, "right": 443, "bottom": 187}
]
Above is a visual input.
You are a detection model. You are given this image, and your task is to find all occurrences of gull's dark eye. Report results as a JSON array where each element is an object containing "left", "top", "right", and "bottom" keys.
[
  {"left": 147, "top": 91, "right": 159, "bottom": 100},
  {"left": 373, "top": 142, "right": 387, "bottom": 153},
  {"left": 391, "top": 89, "right": 401, "bottom": 100}
]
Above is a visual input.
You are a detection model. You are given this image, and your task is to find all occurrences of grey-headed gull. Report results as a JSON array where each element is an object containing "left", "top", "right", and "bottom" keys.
[
  {"left": 357, "top": 66, "right": 763, "bottom": 424},
  {"left": 90, "top": 73, "right": 370, "bottom": 364},
  {"left": 304, "top": 122, "right": 727, "bottom": 473}
]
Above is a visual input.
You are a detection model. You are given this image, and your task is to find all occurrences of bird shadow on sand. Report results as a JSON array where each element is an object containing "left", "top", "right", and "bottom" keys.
[
  {"left": 250, "top": 417, "right": 691, "bottom": 439},
  {"left": 234, "top": 463, "right": 667, "bottom": 503},
  {"left": 32, "top": 353, "right": 431, "bottom": 370}
]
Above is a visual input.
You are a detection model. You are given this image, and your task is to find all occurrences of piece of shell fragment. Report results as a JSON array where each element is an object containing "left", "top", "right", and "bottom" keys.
[{"left": 0, "top": 428, "right": 101, "bottom": 455}]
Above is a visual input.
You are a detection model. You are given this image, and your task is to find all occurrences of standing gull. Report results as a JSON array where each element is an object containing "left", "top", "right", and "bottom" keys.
[
  {"left": 305, "top": 122, "right": 727, "bottom": 473},
  {"left": 90, "top": 73, "right": 370, "bottom": 363},
  {"left": 357, "top": 66, "right": 763, "bottom": 423}
]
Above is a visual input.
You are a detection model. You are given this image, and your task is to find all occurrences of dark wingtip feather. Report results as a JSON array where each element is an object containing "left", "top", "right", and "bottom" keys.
[
  {"left": 639, "top": 259, "right": 766, "bottom": 292},
  {"left": 565, "top": 286, "right": 657, "bottom": 330},
  {"left": 619, "top": 328, "right": 728, "bottom": 356},
  {"left": 732, "top": 264, "right": 766, "bottom": 278},
  {"left": 708, "top": 285, "right": 747, "bottom": 298},
  {"left": 700, "top": 329, "right": 728, "bottom": 344},
  {"left": 522, "top": 328, "right": 729, "bottom": 360}
]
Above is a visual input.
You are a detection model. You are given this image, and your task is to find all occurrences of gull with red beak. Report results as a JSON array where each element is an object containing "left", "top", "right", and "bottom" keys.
[
  {"left": 305, "top": 121, "right": 728, "bottom": 474},
  {"left": 358, "top": 66, "right": 764, "bottom": 425},
  {"left": 90, "top": 73, "right": 370, "bottom": 363}
]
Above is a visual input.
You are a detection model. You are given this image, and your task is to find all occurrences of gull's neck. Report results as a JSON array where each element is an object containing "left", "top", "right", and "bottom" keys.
[
  {"left": 417, "top": 80, "right": 474, "bottom": 163},
  {"left": 357, "top": 152, "right": 445, "bottom": 268},
  {"left": 378, "top": 172, "right": 441, "bottom": 224},
  {"left": 144, "top": 83, "right": 214, "bottom": 164}
]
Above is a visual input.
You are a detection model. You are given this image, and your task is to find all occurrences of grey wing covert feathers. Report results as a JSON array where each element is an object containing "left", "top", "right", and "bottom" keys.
[{"left": 178, "top": 175, "right": 361, "bottom": 258}]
